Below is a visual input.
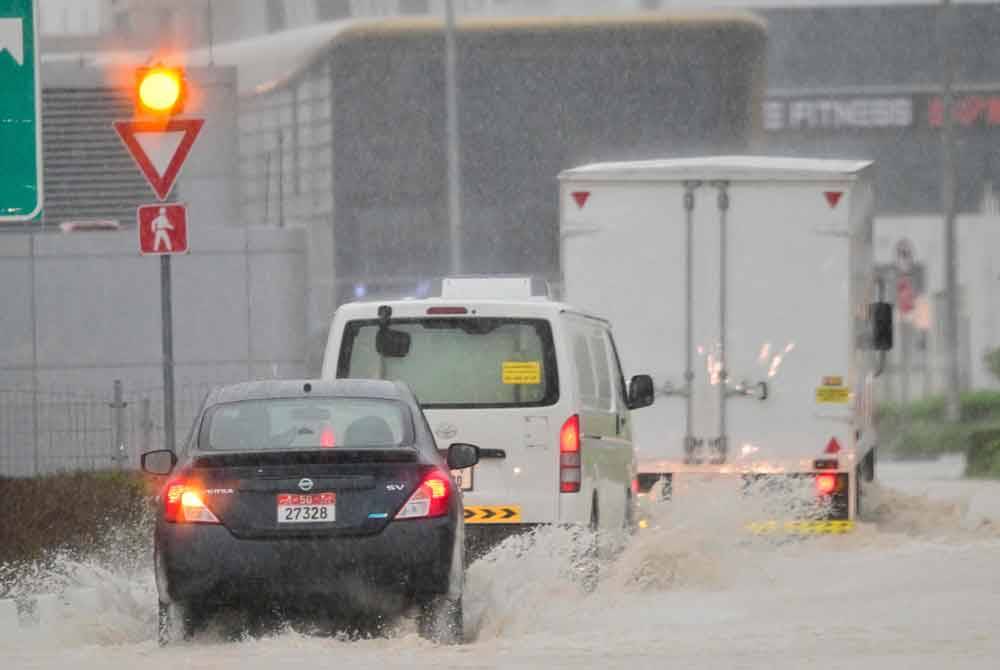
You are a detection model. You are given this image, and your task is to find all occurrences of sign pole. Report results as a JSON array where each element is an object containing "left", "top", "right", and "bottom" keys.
[
  {"left": 115, "top": 119, "right": 201, "bottom": 455},
  {"left": 161, "top": 255, "right": 176, "bottom": 453}
]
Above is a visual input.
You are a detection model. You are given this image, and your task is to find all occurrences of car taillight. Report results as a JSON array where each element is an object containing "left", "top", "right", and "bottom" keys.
[
  {"left": 395, "top": 470, "right": 451, "bottom": 520},
  {"left": 560, "top": 415, "right": 581, "bottom": 493},
  {"left": 815, "top": 473, "right": 838, "bottom": 496},
  {"left": 163, "top": 481, "right": 220, "bottom": 524}
]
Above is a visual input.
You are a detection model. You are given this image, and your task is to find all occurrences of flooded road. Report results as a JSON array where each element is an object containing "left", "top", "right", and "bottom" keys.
[{"left": 4, "top": 456, "right": 999, "bottom": 670}]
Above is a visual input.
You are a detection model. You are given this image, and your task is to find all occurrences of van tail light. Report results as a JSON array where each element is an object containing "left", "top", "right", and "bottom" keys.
[
  {"left": 163, "top": 481, "right": 220, "bottom": 524},
  {"left": 396, "top": 470, "right": 451, "bottom": 520},
  {"left": 560, "top": 415, "right": 581, "bottom": 493}
]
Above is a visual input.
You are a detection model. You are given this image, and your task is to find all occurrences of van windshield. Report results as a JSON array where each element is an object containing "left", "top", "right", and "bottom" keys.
[{"left": 337, "top": 318, "right": 559, "bottom": 408}]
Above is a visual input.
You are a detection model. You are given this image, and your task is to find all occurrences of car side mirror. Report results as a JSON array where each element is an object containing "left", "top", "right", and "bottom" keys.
[
  {"left": 871, "top": 302, "right": 893, "bottom": 351},
  {"left": 446, "top": 443, "right": 480, "bottom": 470},
  {"left": 376, "top": 327, "right": 411, "bottom": 358},
  {"left": 627, "top": 374, "right": 655, "bottom": 410},
  {"left": 141, "top": 449, "right": 177, "bottom": 476}
]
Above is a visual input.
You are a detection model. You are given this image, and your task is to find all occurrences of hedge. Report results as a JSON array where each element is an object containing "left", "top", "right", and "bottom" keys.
[
  {"left": 965, "top": 428, "right": 1000, "bottom": 478},
  {"left": 0, "top": 471, "right": 155, "bottom": 567}
]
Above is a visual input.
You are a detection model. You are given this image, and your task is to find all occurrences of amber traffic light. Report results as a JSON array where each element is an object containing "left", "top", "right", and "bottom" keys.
[{"left": 136, "top": 65, "right": 186, "bottom": 115}]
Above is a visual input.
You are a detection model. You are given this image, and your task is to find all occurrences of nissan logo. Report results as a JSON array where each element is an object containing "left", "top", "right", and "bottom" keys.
[
  {"left": 435, "top": 422, "right": 458, "bottom": 440},
  {"left": 298, "top": 478, "right": 315, "bottom": 492}
]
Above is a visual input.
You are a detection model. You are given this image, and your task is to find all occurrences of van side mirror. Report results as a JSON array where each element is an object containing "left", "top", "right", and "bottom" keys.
[
  {"left": 871, "top": 302, "right": 893, "bottom": 351},
  {"left": 446, "top": 443, "right": 480, "bottom": 470},
  {"left": 141, "top": 449, "right": 177, "bottom": 476},
  {"left": 376, "top": 327, "right": 411, "bottom": 358},
  {"left": 627, "top": 375, "right": 656, "bottom": 410}
]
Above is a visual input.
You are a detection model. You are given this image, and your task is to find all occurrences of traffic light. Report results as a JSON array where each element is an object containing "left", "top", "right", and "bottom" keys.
[{"left": 135, "top": 65, "right": 186, "bottom": 116}]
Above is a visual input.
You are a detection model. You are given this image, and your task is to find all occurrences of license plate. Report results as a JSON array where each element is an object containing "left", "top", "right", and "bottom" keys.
[
  {"left": 277, "top": 492, "right": 336, "bottom": 524},
  {"left": 451, "top": 467, "right": 474, "bottom": 492}
]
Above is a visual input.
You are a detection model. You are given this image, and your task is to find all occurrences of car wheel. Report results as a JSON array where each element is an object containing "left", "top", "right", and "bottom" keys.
[
  {"left": 417, "top": 594, "right": 464, "bottom": 645},
  {"left": 157, "top": 600, "right": 200, "bottom": 646}
]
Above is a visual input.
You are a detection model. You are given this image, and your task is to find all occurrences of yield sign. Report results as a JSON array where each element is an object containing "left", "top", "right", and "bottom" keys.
[{"left": 113, "top": 119, "right": 204, "bottom": 200}]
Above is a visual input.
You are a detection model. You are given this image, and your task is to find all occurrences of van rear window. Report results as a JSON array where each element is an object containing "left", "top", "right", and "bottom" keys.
[{"left": 337, "top": 318, "right": 559, "bottom": 408}]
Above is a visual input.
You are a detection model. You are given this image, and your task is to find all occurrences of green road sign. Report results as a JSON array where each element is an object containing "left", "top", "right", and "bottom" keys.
[{"left": 0, "top": 0, "right": 41, "bottom": 222}]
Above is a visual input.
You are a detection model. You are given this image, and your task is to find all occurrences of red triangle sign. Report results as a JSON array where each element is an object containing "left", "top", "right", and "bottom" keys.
[
  {"left": 571, "top": 191, "right": 590, "bottom": 209},
  {"left": 824, "top": 191, "right": 843, "bottom": 209},
  {"left": 113, "top": 119, "right": 205, "bottom": 201}
]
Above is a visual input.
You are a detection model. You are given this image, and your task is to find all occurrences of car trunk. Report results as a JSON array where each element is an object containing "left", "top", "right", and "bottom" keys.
[{"left": 188, "top": 449, "right": 428, "bottom": 538}]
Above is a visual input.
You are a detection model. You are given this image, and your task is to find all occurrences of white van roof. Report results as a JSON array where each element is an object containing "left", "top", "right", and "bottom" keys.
[{"left": 559, "top": 155, "right": 873, "bottom": 183}]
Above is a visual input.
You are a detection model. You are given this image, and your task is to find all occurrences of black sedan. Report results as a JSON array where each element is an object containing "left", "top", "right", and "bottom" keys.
[{"left": 140, "top": 379, "right": 479, "bottom": 645}]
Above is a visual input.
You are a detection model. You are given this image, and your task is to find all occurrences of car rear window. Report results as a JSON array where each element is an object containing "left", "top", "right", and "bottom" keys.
[
  {"left": 337, "top": 318, "right": 559, "bottom": 409},
  {"left": 200, "top": 397, "right": 411, "bottom": 451}
]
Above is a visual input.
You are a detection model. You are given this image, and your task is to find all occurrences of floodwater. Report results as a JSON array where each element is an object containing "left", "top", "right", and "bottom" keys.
[{"left": 4, "top": 455, "right": 999, "bottom": 670}]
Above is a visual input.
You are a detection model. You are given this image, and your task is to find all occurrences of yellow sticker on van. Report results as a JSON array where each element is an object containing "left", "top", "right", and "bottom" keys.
[
  {"left": 816, "top": 386, "right": 850, "bottom": 404},
  {"left": 503, "top": 361, "right": 541, "bottom": 385}
]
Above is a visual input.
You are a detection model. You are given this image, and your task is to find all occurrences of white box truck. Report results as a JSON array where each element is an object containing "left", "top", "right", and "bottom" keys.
[{"left": 558, "top": 157, "right": 894, "bottom": 531}]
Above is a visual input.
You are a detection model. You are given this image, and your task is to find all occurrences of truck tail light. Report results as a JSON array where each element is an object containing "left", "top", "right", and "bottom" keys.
[
  {"left": 396, "top": 470, "right": 451, "bottom": 520},
  {"left": 163, "top": 481, "right": 219, "bottom": 524},
  {"left": 815, "top": 473, "right": 838, "bottom": 496},
  {"left": 560, "top": 415, "right": 581, "bottom": 493}
]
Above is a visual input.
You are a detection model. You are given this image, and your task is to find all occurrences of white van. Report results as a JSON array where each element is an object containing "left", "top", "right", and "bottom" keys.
[{"left": 321, "top": 277, "right": 655, "bottom": 552}]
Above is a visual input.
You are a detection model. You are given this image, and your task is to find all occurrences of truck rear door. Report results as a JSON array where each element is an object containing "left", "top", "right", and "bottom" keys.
[{"left": 562, "top": 177, "right": 853, "bottom": 466}]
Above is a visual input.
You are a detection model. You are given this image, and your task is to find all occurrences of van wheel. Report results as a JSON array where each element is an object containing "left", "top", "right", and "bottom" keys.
[
  {"left": 624, "top": 489, "right": 636, "bottom": 536},
  {"left": 580, "top": 499, "right": 600, "bottom": 593}
]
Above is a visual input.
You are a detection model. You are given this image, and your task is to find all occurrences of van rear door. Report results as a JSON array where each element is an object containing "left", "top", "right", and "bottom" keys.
[{"left": 334, "top": 315, "right": 561, "bottom": 523}]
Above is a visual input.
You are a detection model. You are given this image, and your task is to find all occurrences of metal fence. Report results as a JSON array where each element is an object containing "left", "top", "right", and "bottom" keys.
[{"left": 0, "top": 381, "right": 219, "bottom": 477}]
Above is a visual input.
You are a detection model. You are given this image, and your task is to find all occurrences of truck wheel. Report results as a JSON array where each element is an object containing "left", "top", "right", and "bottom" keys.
[
  {"left": 854, "top": 466, "right": 864, "bottom": 522},
  {"left": 862, "top": 447, "right": 876, "bottom": 482},
  {"left": 417, "top": 595, "right": 463, "bottom": 645}
]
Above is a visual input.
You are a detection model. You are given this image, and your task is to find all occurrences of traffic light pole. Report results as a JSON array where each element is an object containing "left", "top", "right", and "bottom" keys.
[
  {"left": 161, "top": 255, "right": 176, "bottom": 453},
  {"left": 444, "top": 0, "right": 463, "bottom": 275},
  {"left": 939, "top": 0, "right": 962, "bottom": 421}
]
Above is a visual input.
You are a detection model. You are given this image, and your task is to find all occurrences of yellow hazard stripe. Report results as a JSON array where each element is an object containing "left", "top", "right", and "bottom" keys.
[
  {"left": 464, "top": 505, "right": 522, "bottom": 524},
  {"left": 748, "top": 520, "right": 855, "bottom": 535}
]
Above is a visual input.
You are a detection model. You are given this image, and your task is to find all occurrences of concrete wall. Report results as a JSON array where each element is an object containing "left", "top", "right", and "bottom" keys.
[{"left": 0, "top": 226, "right": 308, "bottom": 476}]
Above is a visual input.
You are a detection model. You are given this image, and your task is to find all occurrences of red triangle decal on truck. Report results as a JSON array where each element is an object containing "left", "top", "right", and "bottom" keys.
[
  {"left": 572, "top": 191, "right": 590, "bottom": 209},
  {"left": 824, "top": 191, "right": 843, "bottom": 209}
]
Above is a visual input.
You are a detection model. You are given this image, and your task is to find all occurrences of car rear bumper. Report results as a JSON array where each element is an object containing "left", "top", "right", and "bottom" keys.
[{"left": 156, "top": 517, "right": 457, "bottom": 609}]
